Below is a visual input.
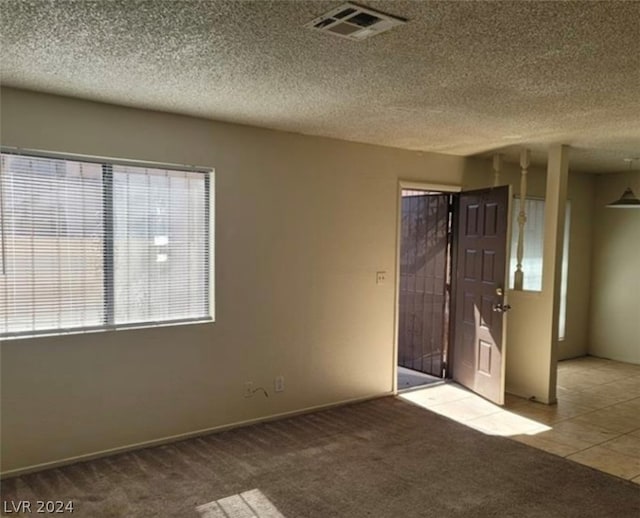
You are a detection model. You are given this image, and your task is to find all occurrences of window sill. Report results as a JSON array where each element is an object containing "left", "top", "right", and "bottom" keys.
[{"left": 0, "top": 317, "right": 214, "bottom": 341}]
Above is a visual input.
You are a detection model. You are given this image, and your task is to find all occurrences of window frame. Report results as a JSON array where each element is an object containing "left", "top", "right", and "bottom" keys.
[
  {"left": 507, "top": 194, "right": 571, "bottom": 340},
  {"left": 0, "top": 147, "right": 215, "bottom": 339}
]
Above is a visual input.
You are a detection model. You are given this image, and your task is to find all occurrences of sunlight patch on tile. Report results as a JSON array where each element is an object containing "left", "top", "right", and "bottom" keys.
[
  {"left": 196, "top": 489, "right": 285, "bottom": 518},
  {"left": 466, "top": 409, "right": 551, "bottom": 436},
  {"left": 399, "top": 383, "right": 474, "bottom": 408},
  {"left": 400, "top": 383, "right": 551, "bottom": 437}
]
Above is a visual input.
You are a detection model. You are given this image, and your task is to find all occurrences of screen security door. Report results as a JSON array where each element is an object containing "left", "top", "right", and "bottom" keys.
[{"left": 398, "top": 193, "right": 450, "bottom": 377}]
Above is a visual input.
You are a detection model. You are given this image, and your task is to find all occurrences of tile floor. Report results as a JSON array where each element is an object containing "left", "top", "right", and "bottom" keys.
[
  {"left": 397, "top": 366, "right": 442, "bottom": 390},
  {"left": 400, "top": 356, "right": 640, "bottom": 483}
]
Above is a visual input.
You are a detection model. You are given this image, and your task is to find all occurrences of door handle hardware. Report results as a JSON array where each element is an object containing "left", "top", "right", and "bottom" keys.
[{"left": 492, "top": 303, "right": 512, "bottom": 313}]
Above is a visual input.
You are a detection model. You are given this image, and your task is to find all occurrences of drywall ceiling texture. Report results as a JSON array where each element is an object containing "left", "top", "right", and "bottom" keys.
[{"left": 1, "top": 0, "right": 639, "bottom": 173}]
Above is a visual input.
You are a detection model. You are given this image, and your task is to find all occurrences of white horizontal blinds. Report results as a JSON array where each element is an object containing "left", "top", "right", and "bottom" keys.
[
  {"left": 113, "top": 165, "right": 208, "bottom": 325},
  {"left": 0, "top": 154, "right": 105, "bottom": 335},
  {"left": 0, "top": 151, "right": 211, "bottom": 338}
]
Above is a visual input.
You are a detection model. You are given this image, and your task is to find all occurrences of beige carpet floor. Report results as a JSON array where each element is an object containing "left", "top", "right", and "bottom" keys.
[{"left": 1, "top": 397, "right": 639, "bottom": 517}]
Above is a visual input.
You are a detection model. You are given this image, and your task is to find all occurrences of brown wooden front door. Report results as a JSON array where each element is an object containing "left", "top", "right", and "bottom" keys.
[{"left": 452, "top": 186, "right": 511, "bottom": 405}]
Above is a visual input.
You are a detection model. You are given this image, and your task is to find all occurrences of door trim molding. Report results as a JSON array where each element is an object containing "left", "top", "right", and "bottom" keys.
[
  {"left": 393, "top": 180, "right": 462, "bottom": 394},
  {"left": 400, "top": 181, "right": 462, "bottom": 193}
]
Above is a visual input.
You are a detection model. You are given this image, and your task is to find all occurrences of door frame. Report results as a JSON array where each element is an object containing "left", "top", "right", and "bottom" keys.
[{"left": 393, "top": 181, "right": 461, "bottom": 394}]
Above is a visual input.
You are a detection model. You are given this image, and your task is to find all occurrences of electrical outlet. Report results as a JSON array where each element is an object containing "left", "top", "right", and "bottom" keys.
[
  {"left": 244, "top": 381, "right": 254, "bottom": 398},
  {"left": 274, "top": 376, "right": 285, "bottom": 393},
  {"left": 376, "top": 271, "right": 386, "bottom": 285}
]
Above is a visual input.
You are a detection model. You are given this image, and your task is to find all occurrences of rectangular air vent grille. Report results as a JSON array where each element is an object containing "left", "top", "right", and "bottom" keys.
[{"left": 304, "top": 3, "right": 407, "bottom": 41}]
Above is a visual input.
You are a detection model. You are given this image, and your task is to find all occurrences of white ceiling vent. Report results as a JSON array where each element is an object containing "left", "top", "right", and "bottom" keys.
[{"left": 304, "top": 3, "right": 407, "bottom": 41}]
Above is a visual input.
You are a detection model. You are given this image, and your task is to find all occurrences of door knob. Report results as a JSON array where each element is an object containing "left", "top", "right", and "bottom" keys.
[{"left": 492, "top": 303, "right": 512, "bottom": 313}]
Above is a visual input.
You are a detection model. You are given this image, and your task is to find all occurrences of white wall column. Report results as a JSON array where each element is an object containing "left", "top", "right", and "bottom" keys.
[
  {"left": 505, "top": 144, "right": 569, "bottom": 404},
  {"left": 543, "top": 144, "right": 570, "bottom": 402}
]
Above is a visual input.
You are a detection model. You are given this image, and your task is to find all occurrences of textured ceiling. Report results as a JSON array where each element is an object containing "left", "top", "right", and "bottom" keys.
[{"left": 1, "top": 0, "right": 639, "bottom": 173}]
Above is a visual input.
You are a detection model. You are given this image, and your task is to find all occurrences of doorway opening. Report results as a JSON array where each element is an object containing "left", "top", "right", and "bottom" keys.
[
  {"left": 397, "top": 188, "right": 453, "bottom": 391},
  {"left": 396, "top": 184, "right": 512, "bottom": 405}
]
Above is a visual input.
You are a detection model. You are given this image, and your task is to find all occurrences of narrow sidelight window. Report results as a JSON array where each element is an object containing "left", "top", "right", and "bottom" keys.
[{"left": 508, "top": 197, "right": 570, "bottom": 339}]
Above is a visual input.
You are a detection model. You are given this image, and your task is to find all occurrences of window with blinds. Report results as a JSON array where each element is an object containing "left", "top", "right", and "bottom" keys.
[{"left": 0, "top": 151, "right": 212, "bottom": 338}]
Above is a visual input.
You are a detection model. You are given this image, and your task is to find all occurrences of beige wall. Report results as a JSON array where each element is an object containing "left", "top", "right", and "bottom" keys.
[
  {"left": 589, "top": 171, "right": 640, "bottom": 364},
  {"left": 0, "top": 88, "right": 476, "bottom": 474},
  {"left": 562, "top": 173, "right": 595, "bottom": 359}
]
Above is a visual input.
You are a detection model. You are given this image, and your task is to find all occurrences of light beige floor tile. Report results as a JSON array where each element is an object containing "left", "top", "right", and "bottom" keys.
[
  {"left": 508, "top": 400, "right": 592, "bottom": 425},
  {"left": 562, "top": 357, "right": 614, "bottom": 368},
  {"left": 616, "top": 395, "right": 640, "bottom": 406},
  {"left": 556, "top": 367, "right": 586, "bottom": 377},
  {"left": 512, "top": 434, "right": 582, "bottom": 457},
  {"left": 599, "top": 434, "right": 640, "bottom": 458},
  {"left": 572, "top": 408, "right": 640, "bottom": 433},
  {"left": 427, "top": 396, "right": 501, "bottom": 422},
  {"left": 559, "top": 391, "right": 622, "bottom": 410},
  {"left": 556, "top": 373, "right": 598, "bottom": 391},
  {"left": 547, "top": 419, "right": 622, "bottom": 445},
  {"left": 580, "top": 370, "right": 623, "bottom": 385},
  {"left": 595, "top": 368, "right": 640, "bottom": 380},
  {"left": 578, "top": 389, "right": 637, "bottom": 405},
  {"left": 607, "top": 376, "right": 640, "bottom": 389},
  {"left": 504, "top": 357, "right": 640, "bottom": 480},
  {"left": 555, "top": 386, "right": 573, "bottom": 398},
  {"left": 553, "top": 400, "right": 597, "bottom": 419},
  {"left": 504, "top": 393, "right": 528, "bottom": 406},
  {"left": 557, "top": 367, "right": 619, "bottom": 385},
  {"left": 604, "top": 404, "right": 640, "bottom": 426},
  {"left": 567, "top": 445, "right": 640, "bottom": 479},
  {"left": 610, "top": 398, "right": 640, "bottom": 414},
  {"left": 580, "top": 379, "right": 640, "bottom": 400},
  {"left": 531, "top": 429, "right": 607, "bottom": 452},
  {"left": 399, "top": 383, "right": 473, "bottom": 408}
]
